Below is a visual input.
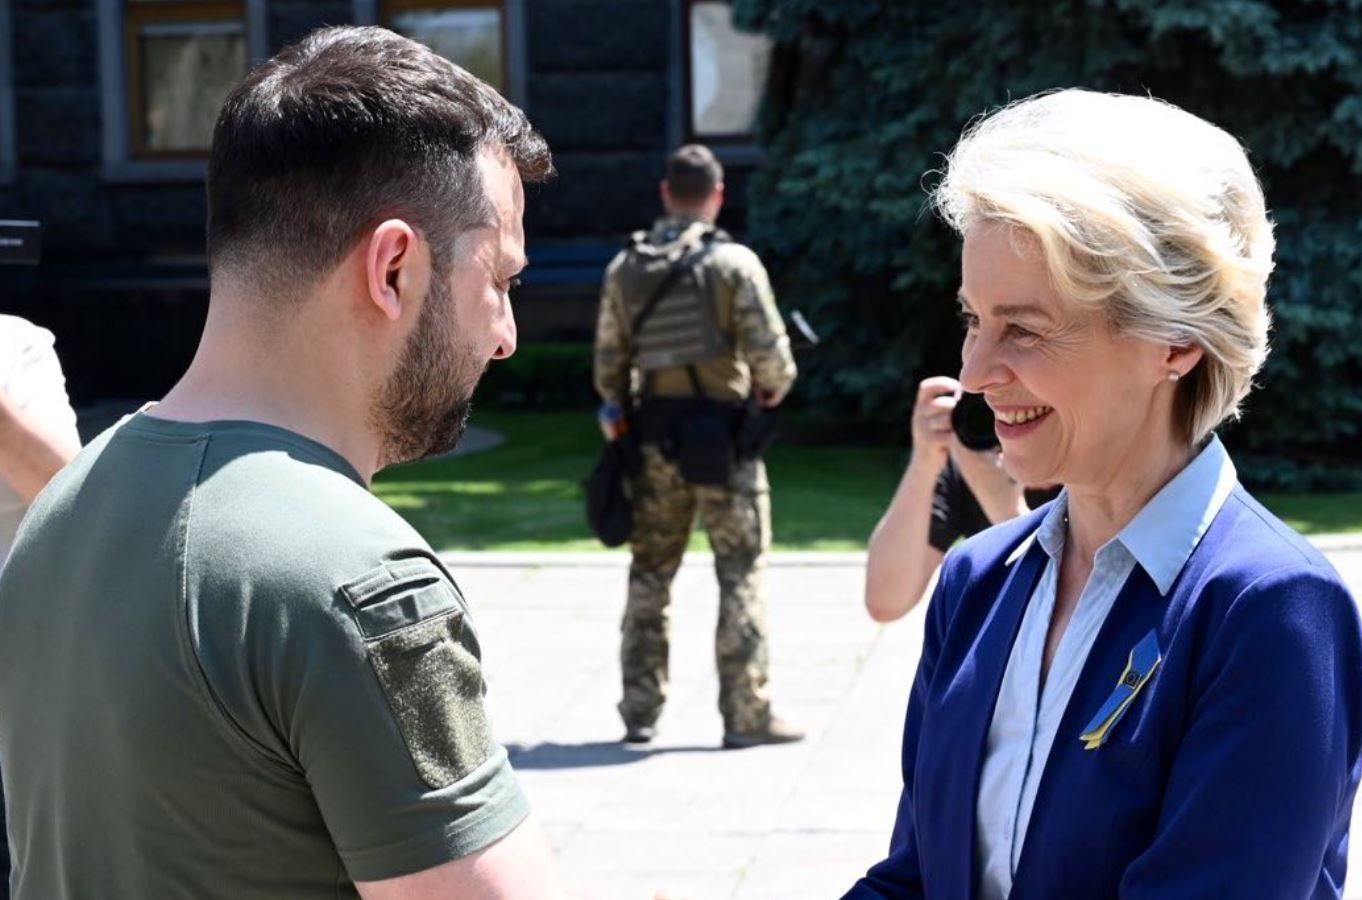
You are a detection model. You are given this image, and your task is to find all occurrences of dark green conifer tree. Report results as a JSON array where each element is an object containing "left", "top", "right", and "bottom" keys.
[{"left": 734, "top": 0, "right": 1362, "bottom": 485}]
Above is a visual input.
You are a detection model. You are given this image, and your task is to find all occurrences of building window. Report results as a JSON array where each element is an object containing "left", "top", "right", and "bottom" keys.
[
  {"left": 684, "top": 0, "right": 770, "bottom": 142},
  {"left": 126, "top": 2, "right": 247, "bottom": 158},
  {"left": 387, "top": 0, "right": 505, "bottom": 93},
  {"left": 98, "top": 0, "right": 266, "bottom": 181},
  {"left": 354, "top": 0, "right": 525, "bottom": 106},
  {"left": 0, "top": 0, "right": 15, "bottom": 184}
]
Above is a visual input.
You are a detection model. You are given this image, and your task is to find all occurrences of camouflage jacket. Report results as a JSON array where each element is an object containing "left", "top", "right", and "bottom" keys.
[{"left": 593, "top": 217, "right": 797, "bottom": 406}]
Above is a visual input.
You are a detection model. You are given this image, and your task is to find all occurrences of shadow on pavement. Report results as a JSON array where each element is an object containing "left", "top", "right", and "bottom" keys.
[{"left": 507, "top": 740, "right": 722, "bottom": 770}]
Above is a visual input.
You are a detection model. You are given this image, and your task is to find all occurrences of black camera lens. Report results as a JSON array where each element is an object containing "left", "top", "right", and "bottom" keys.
[{"left": 951, "top": 392, "right": 999, "bottom": 451}]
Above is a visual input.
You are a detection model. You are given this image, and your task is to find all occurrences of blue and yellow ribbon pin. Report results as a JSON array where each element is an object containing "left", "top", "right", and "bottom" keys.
[{"left": 1079, "top": 629, "right": 1162, "bottom": 750}]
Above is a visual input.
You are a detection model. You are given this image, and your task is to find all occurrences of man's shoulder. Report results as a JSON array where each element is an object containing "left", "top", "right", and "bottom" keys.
[
  {"left": 604, "top": 245, "right": 633, "bottom": 280},
  {"left": 0, "top": 314, "right": 53, "bottom": 345},
  {"left": 194, "top": 437, "right": 428, "bottom": 574},
  {"left": 0, "top": 315, "right": 57, "bottom": 369},
  {"left": 706, "top": 239, "right": 767, "bottom": 278},
  {"left": 183, "top": 436, "right": 466, "bottom": 669}
]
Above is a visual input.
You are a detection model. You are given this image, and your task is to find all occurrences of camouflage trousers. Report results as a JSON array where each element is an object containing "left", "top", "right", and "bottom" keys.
[{"left": 619, "top": 445, "right": 773, "bottom": 734}]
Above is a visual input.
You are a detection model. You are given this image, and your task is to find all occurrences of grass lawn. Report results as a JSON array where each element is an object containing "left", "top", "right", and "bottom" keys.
[
  {"left": 1254, "top": 491, "right": 1362, "bottom": 537},
  {"left": 373, "top": 411, "right": 1362, "bottom": 552}
]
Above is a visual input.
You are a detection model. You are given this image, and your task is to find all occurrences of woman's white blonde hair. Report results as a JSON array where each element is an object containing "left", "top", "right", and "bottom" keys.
[{"left": 931, "top": 89, "right": 1274, "bottom": 444}]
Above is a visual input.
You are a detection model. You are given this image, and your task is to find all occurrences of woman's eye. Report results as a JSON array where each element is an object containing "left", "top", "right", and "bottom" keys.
[
  {"left": 1006, "top": 324, "right": 1040, "bottom": 342},
  {"left": 958, "top": 309, "right": 980, "bottom": 330}
]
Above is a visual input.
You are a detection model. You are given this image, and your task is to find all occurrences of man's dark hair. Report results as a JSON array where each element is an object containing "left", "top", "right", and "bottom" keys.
[
  {"left": 207, "top": 26, "right": 553, "bottom": 295},
  {"left": 665, "top": 144, "right": 723, "bottom": 202}
]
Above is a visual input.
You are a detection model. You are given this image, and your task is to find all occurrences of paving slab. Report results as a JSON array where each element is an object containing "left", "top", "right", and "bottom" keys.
[{"left": 450, "top": 545, "right": 1362, "bottom": 900}]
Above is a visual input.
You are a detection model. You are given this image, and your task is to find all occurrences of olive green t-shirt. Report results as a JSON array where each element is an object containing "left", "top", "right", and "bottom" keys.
[{"left": 0, "top": 415, "right": 529, "bottom": 898}]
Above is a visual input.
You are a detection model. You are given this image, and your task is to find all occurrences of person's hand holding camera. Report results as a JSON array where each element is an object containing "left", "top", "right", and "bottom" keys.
[
  {"left": 944, "top": 387, "right": 1029, "bottom": 526},
  {"left": 908, "top": 376, "right": 961, "bottom": 478}
]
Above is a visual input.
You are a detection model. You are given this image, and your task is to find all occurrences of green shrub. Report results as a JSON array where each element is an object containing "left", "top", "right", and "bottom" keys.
[{"left": 475, "top": 342, "right": 597, "bottom": 410}]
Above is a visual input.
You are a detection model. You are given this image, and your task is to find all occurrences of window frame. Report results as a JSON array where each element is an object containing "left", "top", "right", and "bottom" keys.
[
  {"left": 353, "top": 0, "right": 526, "bottom": 109},
  {"left": 669, "top": 0, "right": 766, "bottom": 166},
  {"left": 0, "top": 0, "right": 15, "bottom": 185},
  {"left": 97, "top": 0, "right": 268, "bottom": 183}
]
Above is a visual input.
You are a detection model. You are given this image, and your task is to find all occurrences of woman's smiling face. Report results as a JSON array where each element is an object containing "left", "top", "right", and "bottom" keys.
[{"left": 957, "top": 221, "right": 1179, "bottom": 493}]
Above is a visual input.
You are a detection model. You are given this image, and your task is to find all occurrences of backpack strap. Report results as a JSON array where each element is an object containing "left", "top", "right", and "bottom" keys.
[{"left": 684, "top": 364, "right": 706, "bottom": 399}]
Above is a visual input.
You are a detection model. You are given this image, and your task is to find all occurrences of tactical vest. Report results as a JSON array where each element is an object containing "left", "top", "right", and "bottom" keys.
[{"left": 616, "top": 226, "right": 731, "bottom": 373}]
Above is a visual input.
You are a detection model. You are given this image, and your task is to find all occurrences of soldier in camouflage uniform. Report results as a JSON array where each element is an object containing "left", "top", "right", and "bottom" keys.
[{"left": 593, "top": 144, "right": 801, "bottom": 749}]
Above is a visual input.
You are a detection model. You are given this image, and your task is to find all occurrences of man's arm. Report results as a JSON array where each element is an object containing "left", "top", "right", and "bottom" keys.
[
  {"left": 592, "top": 261, "right": 631, "bottom": 406},
  {"left": 357, "top": 814, "right": 566, "bottom": 900},
  {"left": 728, "top": 249, "right": 795, "bottom": 406},
  {"left": 0, "top": 329, "right": 80, "bottom": 502},
  {"left": 0, "top": 391, "right": 79, "bottom": 503},
  {"left": 238, "top": 559, "right": 568, "bottom": 894}
]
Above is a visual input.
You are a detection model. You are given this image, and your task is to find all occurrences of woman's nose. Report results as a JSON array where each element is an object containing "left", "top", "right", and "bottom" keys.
[{"left": 959, "top": 332, "right": 1004, "bottom": 395}]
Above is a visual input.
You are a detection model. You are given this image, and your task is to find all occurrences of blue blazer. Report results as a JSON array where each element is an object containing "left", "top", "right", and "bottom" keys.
[{"left": 846, "top": 486, "right": 1362, "bottom": 899}]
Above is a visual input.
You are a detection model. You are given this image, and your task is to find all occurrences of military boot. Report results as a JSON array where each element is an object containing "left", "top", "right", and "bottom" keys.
[
  {"left": 721, "top": 715, "right": 805, "bottom": 749},
  {"left": 622, "top": 723, "right": 656, "bottom": 745}
]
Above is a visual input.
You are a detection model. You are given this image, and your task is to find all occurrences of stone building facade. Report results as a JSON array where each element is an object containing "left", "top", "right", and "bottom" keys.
[{"left": 0, "top": 0, "right": 768, "bottom": 401}]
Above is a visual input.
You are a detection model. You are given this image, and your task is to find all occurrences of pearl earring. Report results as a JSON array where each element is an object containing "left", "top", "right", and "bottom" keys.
[{"left": 1167, "top": 371, "right": 1181, "bottom": 383}]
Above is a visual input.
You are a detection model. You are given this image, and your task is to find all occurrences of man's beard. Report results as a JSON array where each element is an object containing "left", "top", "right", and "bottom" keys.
[{"left": 372, "top": 276, "right": 485, "bottom": 469}]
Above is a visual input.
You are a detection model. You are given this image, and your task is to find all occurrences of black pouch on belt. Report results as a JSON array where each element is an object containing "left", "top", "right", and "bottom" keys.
[
  {"left": 676, "top": 400, "right": 736, "bottom": 486},
  {"left": 638, "top": 375, "right": 738, "bottom": 487}
]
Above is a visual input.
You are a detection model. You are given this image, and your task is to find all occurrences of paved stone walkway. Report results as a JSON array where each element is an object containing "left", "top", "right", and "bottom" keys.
[{"left": 446, "top": 543, "right": 1362, "bottom": 900}]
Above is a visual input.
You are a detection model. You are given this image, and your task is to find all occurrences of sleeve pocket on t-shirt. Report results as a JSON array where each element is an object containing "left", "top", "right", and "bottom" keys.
[
  {"left": 339, "top": 558, "right": 464, "bottom": 639},
  {"left": 363, "top": 611, "right": 496, "bottom": 790},
  {"left": 339, "top": 560, "right": 494, "bottom": 789}
]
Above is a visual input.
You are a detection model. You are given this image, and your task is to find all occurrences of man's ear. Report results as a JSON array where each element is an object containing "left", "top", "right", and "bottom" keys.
[
  {"left": 365, "top": 220, "right": 422, "bottom": 322},
  {"left": 706, "top": 182, "right": 725, "bottom": 219}
]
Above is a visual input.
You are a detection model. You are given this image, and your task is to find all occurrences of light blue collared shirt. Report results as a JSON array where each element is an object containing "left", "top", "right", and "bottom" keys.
[{"left": 975, "top": 436, "right": 1238, "bottom": 900}]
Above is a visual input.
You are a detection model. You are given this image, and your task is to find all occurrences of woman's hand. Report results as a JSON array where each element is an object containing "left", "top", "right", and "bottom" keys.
[{"left": 909, "top": 376, "right": 961, "bottom": 477}]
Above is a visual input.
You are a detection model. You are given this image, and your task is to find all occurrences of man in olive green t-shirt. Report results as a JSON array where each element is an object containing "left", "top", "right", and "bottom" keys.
[{"left": 0, "top": 27, "right": 563, "bottom": 900}]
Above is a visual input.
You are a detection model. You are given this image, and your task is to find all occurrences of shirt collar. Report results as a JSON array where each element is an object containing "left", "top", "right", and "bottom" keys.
[
  {"left": 1005, "top": 500, "right": 1065, "bottom": 566},
  {"left": 1004, "top": 435, "right": 1237, "bottom": 595},
  {"left": 1116, "top": 434, "right": 1237, "bottom": 594},
  {"left": 650, "top": 216, "right": 710, "bottom": 246},
  {"left": 1035, "top": 492, "right": 1070, "bottom": 561}
]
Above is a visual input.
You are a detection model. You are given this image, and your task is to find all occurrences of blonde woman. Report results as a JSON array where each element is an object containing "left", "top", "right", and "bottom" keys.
[{"left": 845, "top": 90, "right": 1361, "bottom": 899}]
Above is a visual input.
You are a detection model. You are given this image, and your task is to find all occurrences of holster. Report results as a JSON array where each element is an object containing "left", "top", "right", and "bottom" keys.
[{"left": 734, "top": 393, "right": 780, "bottom": 461}]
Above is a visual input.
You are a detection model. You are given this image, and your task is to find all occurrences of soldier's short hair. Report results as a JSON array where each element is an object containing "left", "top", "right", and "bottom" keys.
[
  {"left": 207, "top": 25, "right": 553, "bottom": 299},
  {"left": 666, "top": 144, "right": 723, "bottom": 202}
]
